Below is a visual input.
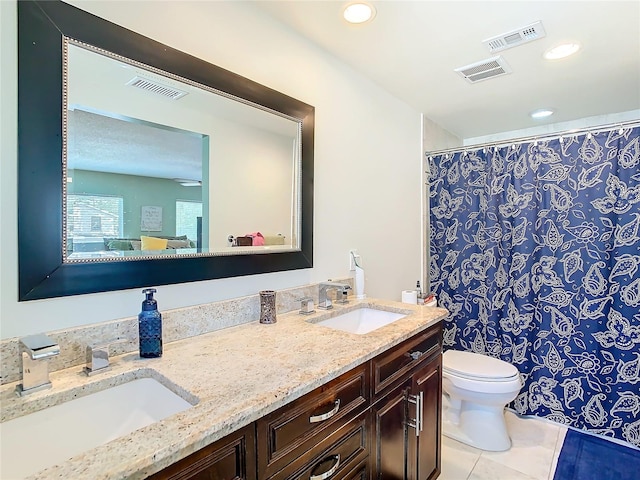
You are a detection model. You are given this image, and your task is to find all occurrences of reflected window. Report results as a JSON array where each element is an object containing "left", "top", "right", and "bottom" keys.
[
  {"left": 67, "top": 194, "right": 123, "bottom": 252},
  {"left": 176, "top": 200, "right": 202, "bottom": 244}
]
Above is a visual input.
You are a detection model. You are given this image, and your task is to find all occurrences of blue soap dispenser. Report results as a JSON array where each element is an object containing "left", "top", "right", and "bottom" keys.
[{"left": 138, "top": 288, "right": 162, "bottom": 358}]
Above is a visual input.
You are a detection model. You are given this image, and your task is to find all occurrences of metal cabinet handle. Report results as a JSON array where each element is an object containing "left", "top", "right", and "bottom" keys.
[
  {"left": 418, "top": 390, "right": 424, "bottom": 433},
  {"left": 309, "top": 399, "right": 341, "bottom": 423},
  {"left": 406, "top": 351, "right": 423, "bottom": 361},
  {"left": 405, "top": 342, "right": 440, "bottom": 361},
  {"left": 310, "top": 454, "right": 340, "bottom": 480},
  {"left": 407, "top": 391, "right": 424, "bottom": 436}
]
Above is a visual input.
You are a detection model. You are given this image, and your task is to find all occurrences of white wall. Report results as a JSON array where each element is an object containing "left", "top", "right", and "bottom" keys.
[
  {"left": 0, "top": 1, "right": 423, "bottom": 339},
  {"left": 423, "top": 116, "right": 462, "bottom": 152},
  {"left": 210, "top": 125, "right": 293, "bottom": 248},
  {"left": 463, "top": 110, "right": 640, "bottom": 146}
]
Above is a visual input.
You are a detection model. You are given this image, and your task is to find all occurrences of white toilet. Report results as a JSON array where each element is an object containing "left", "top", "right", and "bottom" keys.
[{"left": 442, "top": 350, "right": 523, "bottom": 452}]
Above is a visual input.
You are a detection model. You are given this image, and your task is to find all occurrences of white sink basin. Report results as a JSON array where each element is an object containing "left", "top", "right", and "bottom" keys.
[
  {"left": 313, "top": 307, "right": 407, "bottom": 334},
  {"left": 0, "top": 377, "right": 194, "bottom": 479}
]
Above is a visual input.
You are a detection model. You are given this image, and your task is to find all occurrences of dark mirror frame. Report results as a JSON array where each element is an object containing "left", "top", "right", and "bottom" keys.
[{"left": 18, "top": 0, "right": 314, "bottom": 301}]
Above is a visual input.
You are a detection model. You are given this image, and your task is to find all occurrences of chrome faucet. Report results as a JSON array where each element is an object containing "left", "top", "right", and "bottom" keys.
[
  {"left": 298, "top": 296, "right": 316, "bottom": 315},
  {"left": 84, "top": 338, "right": 128, "bottom": 376},
  {"left": 318, "top": 281, "right": 351, "bottom": 309},
  {"left": 16, "top": 334, "right": 60, "bottom": 396}
]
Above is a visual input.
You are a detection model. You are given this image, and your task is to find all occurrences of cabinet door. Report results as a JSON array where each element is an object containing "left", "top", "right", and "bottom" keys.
[
  {"left": 147, "top": 424, "right": 256, "bottom": 480},
  {"left": 407, "top": 355, "right": 442, "bottom": 480},
  {"left": 371, "top": 380, "right": 410, "bottom": 480}
]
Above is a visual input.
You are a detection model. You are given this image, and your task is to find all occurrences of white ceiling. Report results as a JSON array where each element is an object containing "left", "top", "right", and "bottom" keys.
[
  {"left": 253, "top": 1, "right": 640, "bottom": 140},
  {"left": 67, "top": 43, "right": 299, "bottom": 180},
  {"left": 68, "top": 109, "right": 205, "bottom": 181}
]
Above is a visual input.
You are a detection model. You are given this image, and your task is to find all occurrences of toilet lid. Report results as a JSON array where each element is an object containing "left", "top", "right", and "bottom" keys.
[{"left": 443, "top": 350, "right": 519, "bottom": 381}]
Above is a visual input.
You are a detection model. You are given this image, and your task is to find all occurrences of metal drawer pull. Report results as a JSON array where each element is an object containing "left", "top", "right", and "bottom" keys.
[
  {"left": 405, "top": 342, "right": 440, "bottom": 361},
  {"left": 309, "top": 399, "right": 341, "bottom": 423},
  {"left": 418, "top": 390, "right": 424, "bottom": 432},
  {"left": 310, "top": 454, "right": 340, "bottom": 480},
  {"left": 407, "top": 391, "right": 424, "bottom": 437},
  {"left": 406, "top": 351, "right": 423, "bottom": 361}
]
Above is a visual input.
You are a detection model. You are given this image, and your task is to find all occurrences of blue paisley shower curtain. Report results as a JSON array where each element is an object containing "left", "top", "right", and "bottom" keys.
[{"left": 428, "top": 125, "right": 640, "bottom": 446}]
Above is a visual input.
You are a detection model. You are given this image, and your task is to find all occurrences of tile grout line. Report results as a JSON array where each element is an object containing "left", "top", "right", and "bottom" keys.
[
  {"left": 468, "top": 419, "right": 563, "bottom": 480},
  {"left": 466, "top": 451, "right": 482, "bottom": 480},
  {"left": 441, "top": 411, "right": 570, "bottom": 480},
  {"left": 548, "top": 427, "right": 567, "bottom": 480},
  {"left": 546, "top": 427, "right": 561, "bottom": 480}
]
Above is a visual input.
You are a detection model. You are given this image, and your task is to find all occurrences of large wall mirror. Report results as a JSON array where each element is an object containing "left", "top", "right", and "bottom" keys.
[{"left": 18, "top": 1, "right": 314, "bottom": 300}]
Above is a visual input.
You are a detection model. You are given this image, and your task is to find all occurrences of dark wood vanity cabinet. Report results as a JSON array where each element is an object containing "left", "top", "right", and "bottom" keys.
[
  {"left": 148, "top": 323, "right": 442, "bottom": 480},
  {"left": 147, "top": 423, "right": 256, "bottom": 480},
  {"left": 371, "top": 379, "right": 412, "bottom": 479},
  {"left": 267, "top": 409, "right": 370, "bottom": 480},
  {"left": 407, "top": 355, "right": 442, "bottom": 480},
  {"left": 256, "top": 364, "right": 370, "bottom": 479},
  {"left": 370, "top": 324, "right": 443, "bottom": 480}
]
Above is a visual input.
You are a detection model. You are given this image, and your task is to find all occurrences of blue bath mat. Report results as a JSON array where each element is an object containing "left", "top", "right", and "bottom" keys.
[{"left": 553, "top": 429, "right": 640, "bottom": 480}]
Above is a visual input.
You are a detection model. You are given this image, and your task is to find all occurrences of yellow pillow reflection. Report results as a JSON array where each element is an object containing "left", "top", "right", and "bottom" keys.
[{"left": 140, "top": 236, "right": 168, "bottom": 250}]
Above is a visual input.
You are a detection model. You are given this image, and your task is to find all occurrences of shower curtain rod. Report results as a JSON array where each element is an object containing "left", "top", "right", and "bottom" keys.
[{"left": 425, "top": 118, "right": 640, "bottom": 157}]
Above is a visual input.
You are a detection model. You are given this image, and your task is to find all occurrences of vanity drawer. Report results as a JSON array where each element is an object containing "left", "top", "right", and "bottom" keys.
[
  {"left": 339, "top": 459, "right": 369, "bottom": 480},
  {"left": 372, "top": 323, "right": 442, "bottom": 399},
  {"left": 267, "top": 410, "right": 369, "bottom": 480},
  {"left": 257, "top": 364, "right": 369, "bottom": 477}
]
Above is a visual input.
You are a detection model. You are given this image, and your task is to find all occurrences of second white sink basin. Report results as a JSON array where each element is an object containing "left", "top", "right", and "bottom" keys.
[
  {"left": 0, "top": 377, "right": 195, "bottom": 479},
  {"left": 314, "top": 307, "right": 407, "bottom": 334}
]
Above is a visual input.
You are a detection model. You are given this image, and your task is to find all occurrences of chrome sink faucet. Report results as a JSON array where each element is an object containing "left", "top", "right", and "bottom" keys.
[
  {"left": 16, "top": 334, "right": 60, "bottom": 396},
  {"left": 318, "top": 281, "right": 351, "bottom": 310},
  {"left": 84, "top": 338, "right": 128, "bottom": 376}
]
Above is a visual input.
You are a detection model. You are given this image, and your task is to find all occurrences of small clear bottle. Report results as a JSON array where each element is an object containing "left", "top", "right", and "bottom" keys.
[
  {"left": 416, "top": 281, "right": 425, "bottom": 305},
  {"left": 138, "top": 288, "right": 162, "bottom": 358}
]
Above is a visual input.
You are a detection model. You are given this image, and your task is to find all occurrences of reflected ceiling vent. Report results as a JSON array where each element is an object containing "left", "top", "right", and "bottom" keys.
[
  {"left": 455, "top": 56, "right": 512, "bottom": 83},
  {"left": 483, "top": 21, "right": 546, "bottom": 53},
  {"left": 126, "top": 76, "right": 188, "bottom": 100}
]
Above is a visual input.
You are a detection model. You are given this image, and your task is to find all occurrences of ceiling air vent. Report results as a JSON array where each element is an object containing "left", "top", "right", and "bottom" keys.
[
  {"left": 455, "top": 56, "right": 512, "bottom": 84},
  {"left": 483, "top": 21, "right": 546, "bottom": 53},
  {"left": 125, "top": 76, "right": 188, "bottom": 100}
]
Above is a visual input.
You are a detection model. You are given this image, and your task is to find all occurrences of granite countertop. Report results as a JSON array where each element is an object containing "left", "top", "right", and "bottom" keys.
[{"left": 0, "top": 298, "right": 447, "bottom": 479}]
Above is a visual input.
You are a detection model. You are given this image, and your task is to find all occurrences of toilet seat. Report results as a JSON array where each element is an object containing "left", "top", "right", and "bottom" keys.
[
  {"left": 443, "top": 350, "right": 519, "bottom": 382},
  {"left": 443, "top": 369, "right": 522, "bottom": 394}
]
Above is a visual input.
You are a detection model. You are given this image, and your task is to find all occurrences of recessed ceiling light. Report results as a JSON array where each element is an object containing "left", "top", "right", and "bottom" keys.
[
  {"left": 543, "top": 43, "right": 580, "bottom": 60},
  {"left": 343, "top": 3, "right": 376, "bottom": 24},
  {"left": 530, "top": 108, "right": 555, "bottom": 119}
]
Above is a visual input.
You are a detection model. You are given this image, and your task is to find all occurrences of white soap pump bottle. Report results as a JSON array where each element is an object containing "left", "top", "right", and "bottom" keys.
[{"left": 352, "top": 251, "right": 366, "bottom": 299}]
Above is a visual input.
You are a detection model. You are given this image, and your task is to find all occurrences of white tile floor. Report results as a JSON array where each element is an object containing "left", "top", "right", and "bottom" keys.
[{"left": 440, "top": 410, "right": 568, "bottom": 480}]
